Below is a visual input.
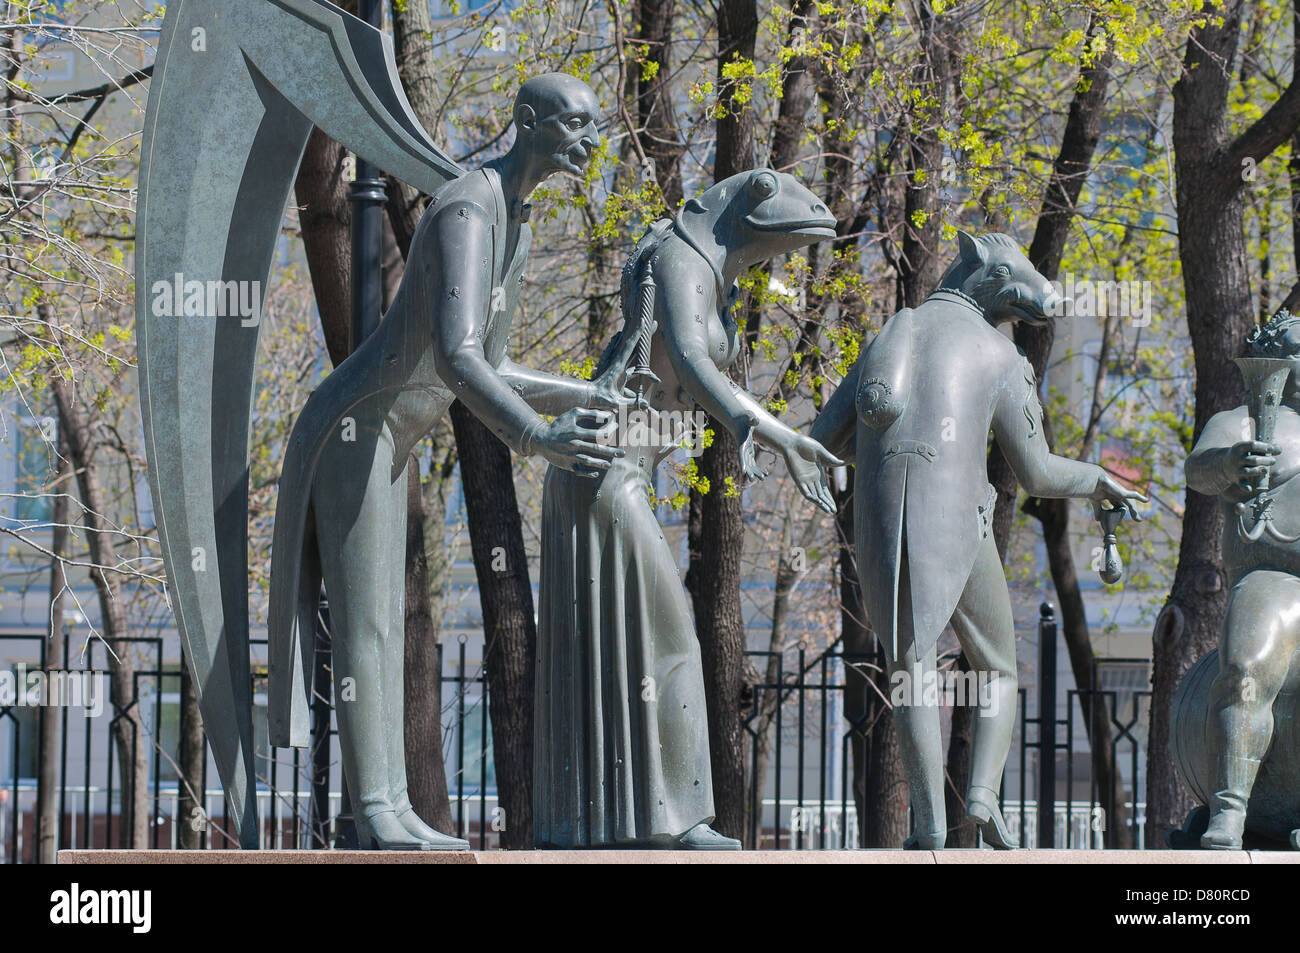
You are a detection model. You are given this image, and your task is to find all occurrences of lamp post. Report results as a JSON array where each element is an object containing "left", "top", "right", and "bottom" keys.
[
  {"left": 349, "top": 0, "right": 388, "bottom": 350},
  {"left": 1037, "top": 602, "right": 1058, "bottom": 849},
  {"left": 329, "top": 0, "right": 388, "bottom": 848}
]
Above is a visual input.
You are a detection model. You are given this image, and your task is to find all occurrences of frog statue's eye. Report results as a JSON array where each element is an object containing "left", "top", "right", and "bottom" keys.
[{"left": 749, "top": 171, "right": 778, "bottom": 201}]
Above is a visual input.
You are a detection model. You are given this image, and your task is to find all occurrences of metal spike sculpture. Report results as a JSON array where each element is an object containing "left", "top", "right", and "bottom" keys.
[{"left": 137, "top": 0, "right": 461, "bottom": 848}]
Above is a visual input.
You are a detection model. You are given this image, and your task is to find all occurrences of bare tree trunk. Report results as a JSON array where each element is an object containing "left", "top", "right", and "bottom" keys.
[
  {"left": 1152, "top": 7, "right": 1247, "bottom": 848},
  {"left": 177, "top": 644, "right": 205, "bottom": 848},
  {"left": 768, "top": 0, "right": 818, "bottom": 174},
  {"left": 449, "top": 404, "right": 535, "bottom": 848},
  {"left": 681, "top": 0, "right": 760, "bottom": 841},
  {"left": 385, "top": 0, "right": 441, "bottom": 256},
  {"left": 403, "top": 452, "right": 454, "bottom": 833},
  {"left": 864, "top": 642, "right": 909, "bottom": 847},
  {"left": 634, "top": 0, "right": 686, "bottom": 209},
  {"left": 420, "top": 423, "right": 461, "bottom": 822},
  {"left": 943, "top": 656, "right": 978, "bottom": 847},
  {"left": 49, "top": 376, "right": 148, "bottom": 848},
  {"left": 837, "top": 485, "right": 909, "bottom": 848},
  {"left": 739, "top": 0, "right": 827, "bottom": 849},
  {"left": 293, "top": 128, "right": 352, "bottom": 368},
  {"left": 898, "top": 4, "right": 949, "bottom": 307},
  {"left": 36, "top": 446, "right": 69, "bottom": 863}
]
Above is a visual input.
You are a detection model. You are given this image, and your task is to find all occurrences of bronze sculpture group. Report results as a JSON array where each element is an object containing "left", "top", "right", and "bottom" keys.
[{"left": 135, "top": 0, "right": 1296, "bottom": 852}]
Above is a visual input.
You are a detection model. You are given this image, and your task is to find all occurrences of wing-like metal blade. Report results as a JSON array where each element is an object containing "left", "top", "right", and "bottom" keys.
[{"left": 137, "top": 0, "right": 461, "bottom": 848}]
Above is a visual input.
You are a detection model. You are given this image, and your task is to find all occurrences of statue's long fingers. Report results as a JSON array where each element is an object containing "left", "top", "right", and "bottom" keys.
[
  {"left": 571, "top": 439, "right": 623, "bottom": 458},
  {"left": 811, "top": 482, "right": 836, "bottom": 514},
  {"left": 574, "top": 454, "right": 612, "bottom": 472}
]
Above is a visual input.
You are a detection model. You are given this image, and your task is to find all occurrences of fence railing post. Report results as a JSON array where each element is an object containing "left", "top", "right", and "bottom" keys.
[{"left": 1038, "top": 602, "right": 1058, "bottom": 849}]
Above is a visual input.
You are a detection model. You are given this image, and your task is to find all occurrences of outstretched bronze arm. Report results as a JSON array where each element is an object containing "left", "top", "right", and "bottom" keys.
[
  {"left": 657, "top": 267, "right": 838, "bottom": 512},
  {"left": 993, "top": 361, "right": 1144, "bottom": 517}
]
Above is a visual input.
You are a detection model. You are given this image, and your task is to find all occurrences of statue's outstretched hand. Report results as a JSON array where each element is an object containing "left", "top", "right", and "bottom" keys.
[
  {"left": 1090, "top": 470, "right": 1147, "bottom": 521},
  {"left": 784, "top": 434, "right": 842, "bottom": 515},
  {"left": 531, "top": 408, "right": 623, "bottom": 477}
]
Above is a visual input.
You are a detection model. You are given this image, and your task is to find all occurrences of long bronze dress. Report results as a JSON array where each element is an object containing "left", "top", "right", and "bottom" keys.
[{"left": 533, "top": 255, "right": 739, "bottom": 848}]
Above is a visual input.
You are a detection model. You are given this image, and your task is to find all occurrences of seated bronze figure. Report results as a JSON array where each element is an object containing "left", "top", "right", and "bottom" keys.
[{"left": 1175, "top": 309, "right": 1300, "bottom": 850}]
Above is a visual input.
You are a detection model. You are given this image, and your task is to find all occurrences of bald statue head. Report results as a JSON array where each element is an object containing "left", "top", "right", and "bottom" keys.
[{"left": 512, "top": 73, "right": 601, "bottom": 177}]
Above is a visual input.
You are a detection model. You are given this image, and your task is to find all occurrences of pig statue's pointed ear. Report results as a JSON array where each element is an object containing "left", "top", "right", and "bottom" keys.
[
  {"left": 682, "top": 196, "right": 710, "bottom": 216},
  {"left": 957, "top": 229, "right": 985, "bottom": 267}
]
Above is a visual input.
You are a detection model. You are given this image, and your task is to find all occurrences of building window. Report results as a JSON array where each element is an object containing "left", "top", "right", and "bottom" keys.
[{"left": 3, "top": 414, "right": 57, "bottom": 527}]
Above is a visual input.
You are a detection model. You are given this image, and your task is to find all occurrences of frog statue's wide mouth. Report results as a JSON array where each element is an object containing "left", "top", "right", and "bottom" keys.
[{"left": 743, "top": 213, "right": 838, "bottom": 237}]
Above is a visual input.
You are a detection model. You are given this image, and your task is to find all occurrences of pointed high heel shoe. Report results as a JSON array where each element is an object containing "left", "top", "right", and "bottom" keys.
[
  {"left": 356, "top": 809, "right": 438, "bottom": 851},
  {"left": 396, "top": 805, "right": 471, "bottom": 851},
  {"left": 967, "top": 789, "right": 1018, "bottom": 850}
]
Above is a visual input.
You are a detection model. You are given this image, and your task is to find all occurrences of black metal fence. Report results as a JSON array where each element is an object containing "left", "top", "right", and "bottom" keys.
[
  {"left": 740, "top": 605, "right": 1151, "bottom": 849},
  {"left": 0, "top": 628, "right": 496, "bottom": 861},
  {"left": 1, "top": 607, "right": 1150, "bottom": 860}
]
